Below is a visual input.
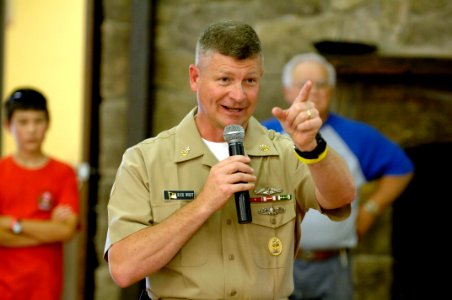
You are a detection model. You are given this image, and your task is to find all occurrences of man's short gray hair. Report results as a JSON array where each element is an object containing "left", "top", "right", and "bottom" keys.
[
  {"left": 281, "top": 52, "right": 336, "bottom": 88},
  {"left": 195, "top": 20, "right": 263, "bottom": 65}
]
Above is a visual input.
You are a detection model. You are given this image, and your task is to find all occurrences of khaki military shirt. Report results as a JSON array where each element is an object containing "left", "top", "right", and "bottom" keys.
[{"left": 104, "top": 107, "right": 350, "bottom": 299}]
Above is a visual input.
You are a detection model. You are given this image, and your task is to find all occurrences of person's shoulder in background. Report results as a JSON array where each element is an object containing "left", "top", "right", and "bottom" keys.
[
  {"left": 261, "top": 117, "right": 283, "bottom": 133},
  {"left": 327, "top": 112, "right": 398, "bottom": 146},
  {"left": 326, "top": 112, "right": 414, "bottom": 178}
]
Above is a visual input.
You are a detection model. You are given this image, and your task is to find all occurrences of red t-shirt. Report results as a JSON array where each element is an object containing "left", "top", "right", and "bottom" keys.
[{"left": 0, "top": 156, "right": 80, "bottom": 300}]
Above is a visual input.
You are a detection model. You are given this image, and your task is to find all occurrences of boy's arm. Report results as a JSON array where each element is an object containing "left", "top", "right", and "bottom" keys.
[
  {"left": 0, "top": 220, "right": 41, "bottom": 247},
  {"left": 0, "top": 205, "right": 79, "bottom": 247}
]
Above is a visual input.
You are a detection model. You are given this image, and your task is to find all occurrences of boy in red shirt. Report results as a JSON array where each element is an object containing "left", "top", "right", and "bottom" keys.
[{"left": 0, "top": 88, "right": 80, "bottom": 300}]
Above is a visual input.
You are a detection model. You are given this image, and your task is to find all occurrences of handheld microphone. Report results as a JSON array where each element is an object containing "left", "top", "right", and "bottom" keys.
[{"left": 223, "top": 124, "right": 252, "bottom": 224}]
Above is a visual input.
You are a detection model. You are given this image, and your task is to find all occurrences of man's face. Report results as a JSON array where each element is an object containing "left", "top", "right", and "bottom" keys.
[
  {"left": 284, "top": 61, "right": 333, "bottom": 121},
  {"left": 189, "top": 51, "right": 263, "bottom": 139},
  {"left": 6, "top": 110, "right": 48, "bottom": 153}
]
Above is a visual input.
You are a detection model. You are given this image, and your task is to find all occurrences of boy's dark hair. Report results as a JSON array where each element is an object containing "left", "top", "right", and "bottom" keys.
[
  {"left": 3, "top": 88, "right": 50, "bottom": 122},
  {"left": 195, "top": 20, "right": 263, "bottom": 64}
]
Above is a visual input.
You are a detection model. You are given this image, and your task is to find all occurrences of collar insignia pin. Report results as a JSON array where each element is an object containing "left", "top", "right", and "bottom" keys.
[
  {"left": 259, "top": 144, "right": 270, "bottom": 152},
  {"left": 180, "top": 146, "right": 191, "bottom": 156}
]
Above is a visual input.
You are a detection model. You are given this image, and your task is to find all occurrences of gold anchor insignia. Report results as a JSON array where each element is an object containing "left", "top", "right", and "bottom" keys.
[
  {"left": 268, "top": 237, "right": 282, "bottom": 256},
  {"left": 259, "top": 144, "right": 270, "bottom": 152},
  {"left": 180, "top": 146, "right": 191, "bottom": 156}
]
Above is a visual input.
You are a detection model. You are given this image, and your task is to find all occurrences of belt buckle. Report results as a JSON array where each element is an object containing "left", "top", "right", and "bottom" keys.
[{"left": 302, "top": 250, "right": 316, "bottom": 260}]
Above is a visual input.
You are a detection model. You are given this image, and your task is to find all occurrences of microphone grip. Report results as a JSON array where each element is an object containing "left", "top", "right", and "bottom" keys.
[
  {"left": 235, "top": 191, "right": 252, "bottom": 224},
  {"left": 228, "top": 142, "right": 252, "bottom": 224}
]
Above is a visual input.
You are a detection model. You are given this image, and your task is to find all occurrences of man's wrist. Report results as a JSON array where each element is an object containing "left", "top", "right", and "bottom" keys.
[
  {"left": 363, "top": 200, "right": 380, "bottom": 215},
  {"left": 10, "top": 217, "right": 23, "bottom": 234},
  {"left": 294, "top": 133, "right": 328, "bottom": 164}
]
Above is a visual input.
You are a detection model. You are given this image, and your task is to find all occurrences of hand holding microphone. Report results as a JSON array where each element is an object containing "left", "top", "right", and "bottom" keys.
[{"left": 224, "top": 124, "right": 252, "bottom": 224}]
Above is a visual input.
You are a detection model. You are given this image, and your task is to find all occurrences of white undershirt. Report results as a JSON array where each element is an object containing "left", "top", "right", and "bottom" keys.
[{"left": 202, "top": 139, "right": 229, "bottom": 161}]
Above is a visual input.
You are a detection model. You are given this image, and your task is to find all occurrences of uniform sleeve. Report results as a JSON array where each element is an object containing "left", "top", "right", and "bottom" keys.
[
  {"left": 104, "top": 146, "right": 153, "bottom": 256},
  {"left": 290, "top": 146, "right": 351, "bottom": 222}
]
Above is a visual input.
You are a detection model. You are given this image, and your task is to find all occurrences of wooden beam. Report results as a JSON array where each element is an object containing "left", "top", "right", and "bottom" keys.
[
  {"left": 127, "top": 0, "right": 155, "bottom": 147},
  {"left": 325, "top": 55, "right": 452, "bottom": 76}
]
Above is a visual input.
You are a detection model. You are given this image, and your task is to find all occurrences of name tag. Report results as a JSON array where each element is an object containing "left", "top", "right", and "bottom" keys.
[{"left": 164, "top": 190, "right": 195, "bottom": 200}]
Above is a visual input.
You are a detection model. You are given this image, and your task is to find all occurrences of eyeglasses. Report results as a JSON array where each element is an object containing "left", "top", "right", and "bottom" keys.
[{"left": 295, "top": 80, "right": 330, "bottom": 90}]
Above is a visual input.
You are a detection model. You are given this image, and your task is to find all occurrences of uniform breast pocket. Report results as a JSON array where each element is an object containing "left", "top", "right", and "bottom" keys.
[
  {"left": 152, "top": 202, "right": 208, "bottom": 267},
  {"left": 247, "top": 201, "right": 296, "bottom": 269}
]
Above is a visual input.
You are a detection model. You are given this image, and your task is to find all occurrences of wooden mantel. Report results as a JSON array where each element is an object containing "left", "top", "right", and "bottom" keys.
[
  {"left": 325, "top": 55, "right": 452, "bottom": 77},
  {"left": 322, "top": 54, "right": 452, "bottom": 147}
]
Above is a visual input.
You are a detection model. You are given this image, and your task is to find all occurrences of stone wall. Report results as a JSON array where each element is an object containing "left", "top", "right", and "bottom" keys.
[{"left": 95, "top": 1, "right": 452, "bottom": 299}]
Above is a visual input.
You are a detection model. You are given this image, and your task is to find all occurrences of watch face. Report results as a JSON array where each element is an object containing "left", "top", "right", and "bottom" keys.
[{"left": 12, "top": 221, "right": 22, "bottom": 234}]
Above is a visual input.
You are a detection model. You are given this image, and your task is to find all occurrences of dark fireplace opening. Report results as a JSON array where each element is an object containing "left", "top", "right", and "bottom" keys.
[{"left": 391, "top": 141, "right": 451, "bottom": 299}]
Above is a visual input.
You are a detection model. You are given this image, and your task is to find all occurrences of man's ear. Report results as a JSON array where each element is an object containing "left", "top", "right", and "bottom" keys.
[{"left": 188, "top": 64, "right": 199, "bottom": 92}]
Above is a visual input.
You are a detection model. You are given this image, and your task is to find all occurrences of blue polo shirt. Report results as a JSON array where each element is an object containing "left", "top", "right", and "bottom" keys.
[{"left": 261, "top": 113, "right": 414, "bottom": 249}]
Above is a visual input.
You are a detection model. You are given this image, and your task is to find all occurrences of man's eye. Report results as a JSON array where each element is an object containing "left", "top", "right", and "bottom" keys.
[
  {"left": 314, "top": 81, "right": 329, "bottom": 89},
  {"left": 296, "top": 80, "right": 329, "bottom": 89}
]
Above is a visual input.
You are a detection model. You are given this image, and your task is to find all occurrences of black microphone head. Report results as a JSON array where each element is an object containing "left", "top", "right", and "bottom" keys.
[{"left": 224, "top": 124, "right": 245, "bottom": 144}]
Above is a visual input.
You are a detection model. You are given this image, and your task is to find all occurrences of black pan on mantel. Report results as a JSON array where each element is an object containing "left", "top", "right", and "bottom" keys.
[{"left": 313, "top": 40, "right": 377, "bottom": 55}]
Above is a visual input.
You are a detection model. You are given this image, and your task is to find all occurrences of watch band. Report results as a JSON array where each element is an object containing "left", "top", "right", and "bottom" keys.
[{"left": 294, "top": 133, "right": 328, "bottom": 164}]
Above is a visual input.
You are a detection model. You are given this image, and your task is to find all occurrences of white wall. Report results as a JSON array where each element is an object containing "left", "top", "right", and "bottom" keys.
[
  {"left": 2, "top": 0, "right": 85, "bottom": 168},
  {"left": 2, "top": 1, "right": 87, "bottom": 299}
]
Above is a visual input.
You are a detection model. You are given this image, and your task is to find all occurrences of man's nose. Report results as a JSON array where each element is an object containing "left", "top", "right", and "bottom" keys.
[{"left": 230, "top": 83, "right": 247, "bottom": 100}]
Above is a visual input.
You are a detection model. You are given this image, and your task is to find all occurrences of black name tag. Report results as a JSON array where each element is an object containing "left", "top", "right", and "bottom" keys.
[{"left": 164, "top": 190, "right": 195, "bottom": 200}]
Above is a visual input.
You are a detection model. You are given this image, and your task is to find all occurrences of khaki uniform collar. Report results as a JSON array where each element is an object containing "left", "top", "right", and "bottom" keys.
[{"left": 174, "top": 107, "right": 282, "bottom": 163}]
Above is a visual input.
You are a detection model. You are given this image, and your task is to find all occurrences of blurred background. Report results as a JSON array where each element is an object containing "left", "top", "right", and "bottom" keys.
[{"left": 1, "top": 1, "right": 451, "bottom": 299}]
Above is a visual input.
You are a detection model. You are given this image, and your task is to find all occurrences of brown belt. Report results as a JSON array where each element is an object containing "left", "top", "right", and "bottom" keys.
[{"left": 296, "top": 248, "right": 347, "bottom": 261}]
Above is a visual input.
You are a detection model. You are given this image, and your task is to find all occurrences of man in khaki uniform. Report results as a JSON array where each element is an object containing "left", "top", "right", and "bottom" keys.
[{"left": 104, "top": 20, "right": 355, "bottom": 299}]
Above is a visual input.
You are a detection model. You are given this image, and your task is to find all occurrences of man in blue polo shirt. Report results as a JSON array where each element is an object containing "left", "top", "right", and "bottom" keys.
[{"left": 262, "top": 52, "right": 414, "bottom": 300}]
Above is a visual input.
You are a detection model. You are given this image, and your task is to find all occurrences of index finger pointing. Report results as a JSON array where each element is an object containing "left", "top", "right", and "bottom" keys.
[{"left": 293, "top": 80, "right": 312, "bottom": 104}]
